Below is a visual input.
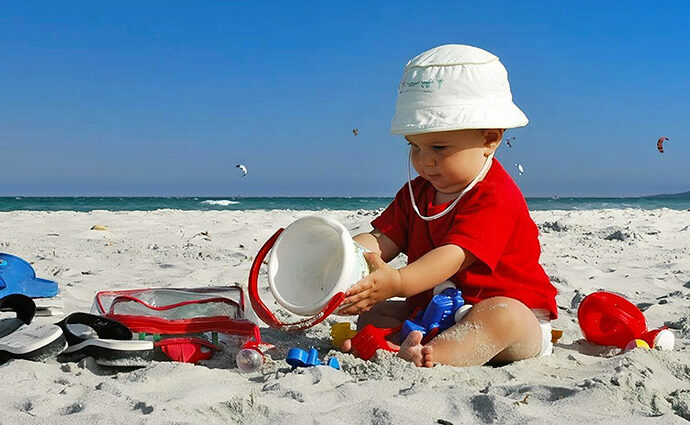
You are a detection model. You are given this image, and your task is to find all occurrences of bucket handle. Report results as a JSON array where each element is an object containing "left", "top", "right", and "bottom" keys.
[{"left": 248, "top": 228, "right": 346, "bottom": 332}]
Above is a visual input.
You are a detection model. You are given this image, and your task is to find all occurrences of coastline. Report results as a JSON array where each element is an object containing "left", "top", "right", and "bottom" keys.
[{"left": 2, "top": 194, "right": 690, "bottom": 212}]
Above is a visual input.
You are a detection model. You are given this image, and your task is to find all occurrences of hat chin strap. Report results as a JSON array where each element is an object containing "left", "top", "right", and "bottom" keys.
[{"left": 407, "top": 152, "right": 494, "bottom": 222}]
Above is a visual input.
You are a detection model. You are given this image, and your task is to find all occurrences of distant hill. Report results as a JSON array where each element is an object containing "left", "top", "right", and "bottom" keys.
[{"left": 646, "top": 190, "right": 690, "bottom": 199}]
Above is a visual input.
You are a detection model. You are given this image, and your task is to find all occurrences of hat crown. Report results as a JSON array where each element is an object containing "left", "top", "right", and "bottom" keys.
[
  {"left": 404, "top": 44, "right": 497, "bottom": 69},
  {"left": 391, "top": 44, "right": 528, "bottom": 135}
]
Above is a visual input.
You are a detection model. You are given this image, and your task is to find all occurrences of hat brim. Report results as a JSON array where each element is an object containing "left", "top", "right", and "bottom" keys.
[{"left": 391, "top": 101, "right": 528, "bottom": 135}]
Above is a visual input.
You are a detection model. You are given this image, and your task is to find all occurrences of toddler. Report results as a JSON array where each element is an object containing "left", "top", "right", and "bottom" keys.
[{"left": 339, "top": 44, "right": 557, "bottom": 367}]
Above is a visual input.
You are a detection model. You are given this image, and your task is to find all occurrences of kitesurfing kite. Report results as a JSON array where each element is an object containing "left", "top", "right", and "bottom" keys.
[
  {"left": 515, "top": 163, "right": 524, "bottom": 176},
  {"left": 657, "top": 137, "right": 669, "bottom": 153},
  {"left": 235, "top": 164, "right": 248, "bottom": 177},
  {"left": 352, "top": 128, "right": 359, "bottom": 136},
  {"left": 505, "top": 136, "right": 516, "bottom": 148}
]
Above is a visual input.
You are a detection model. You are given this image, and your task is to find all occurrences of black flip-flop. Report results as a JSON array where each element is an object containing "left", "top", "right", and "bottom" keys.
[
  {"left": 56, "top": 312, "right": 154, "bottom": 366},
  {"left": 0, "top": 294, "right": 67, "bottom": 363}
]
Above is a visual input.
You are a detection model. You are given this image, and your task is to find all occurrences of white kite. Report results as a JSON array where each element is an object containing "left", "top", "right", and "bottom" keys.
[
  {"left": 515, "top": 163, "right": 524, "bottom": 176},
  {"left": 235, "top": 164, "right": 248, "bottom": 177}
]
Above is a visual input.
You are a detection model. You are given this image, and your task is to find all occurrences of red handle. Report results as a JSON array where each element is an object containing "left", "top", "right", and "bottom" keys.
[{"left": 248, "top": 228, "right": 346, "bottom": 332}]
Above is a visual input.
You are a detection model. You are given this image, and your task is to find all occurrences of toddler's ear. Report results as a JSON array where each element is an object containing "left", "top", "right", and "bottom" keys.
[{"left": 482, "top": 129, "right": 504, "bottom": 153}]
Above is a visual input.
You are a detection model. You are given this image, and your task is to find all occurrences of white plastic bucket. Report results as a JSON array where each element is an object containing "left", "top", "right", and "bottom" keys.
[{"left": 267, "top": 216, "right": 370, "bottom": 316}]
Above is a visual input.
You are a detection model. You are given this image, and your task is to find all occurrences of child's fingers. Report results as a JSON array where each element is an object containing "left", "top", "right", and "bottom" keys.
[
  {"left": 342, "top": 287, "right": 371, "bottom": 305},
  {"left": 338, "top": 304, "right": 357, "bottom": 315},
  {"left": 339, "top": 300, "right": 372, "bottom": 315},
  {"left": 345, "top": 279, "right": 373, "bottom": 296},
  {"left": 338, "top": 299, "right": 370, "bottom": 315}
]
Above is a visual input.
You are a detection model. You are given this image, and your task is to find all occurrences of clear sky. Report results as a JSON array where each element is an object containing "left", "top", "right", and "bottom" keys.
[{"left": 1, "top": 1, "right": 688, "bottom": 197}]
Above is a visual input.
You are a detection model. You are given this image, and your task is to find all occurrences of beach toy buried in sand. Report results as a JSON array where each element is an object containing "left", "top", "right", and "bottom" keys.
[
  {"left": 236, "top": 340, "right": 266, "bottom": 373},
  {"left": 249, "top": 216, "right": 370, "bottom": 332},
  {"left": 577, "top": 291, "right": 675, "bottom": 351},
  {"left": 331, "top": 322, "right": 358, "bottom": 348},
  {"left": 331, "top": 322, "right": 398, "bottom": 360},
  {"left": 286, "top": 347, "right": 340, "bottom": 370},
  {"left": 623, "top": 339, "right": 650, "bottom": 352},
  {"left": 0, "top": 253, "right": 59, "bottom": 299},
  {"left": 349, "top": 324, "right": 399, "bottom": 361}
]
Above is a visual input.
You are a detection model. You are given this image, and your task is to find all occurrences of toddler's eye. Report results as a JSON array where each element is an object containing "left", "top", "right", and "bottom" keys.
[{"left": 432, "top": 146, "right": 447, "bottom": 151}]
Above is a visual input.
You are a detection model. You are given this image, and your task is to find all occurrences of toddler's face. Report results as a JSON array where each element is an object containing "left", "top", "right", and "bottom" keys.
[{"left": 405, "top": 129, "right": 502, "bottom": 196}]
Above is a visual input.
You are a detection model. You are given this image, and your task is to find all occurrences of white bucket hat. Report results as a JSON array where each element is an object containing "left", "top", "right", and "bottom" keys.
[{"left": 391, "top": 44, "right": 528, "bottom": 135}]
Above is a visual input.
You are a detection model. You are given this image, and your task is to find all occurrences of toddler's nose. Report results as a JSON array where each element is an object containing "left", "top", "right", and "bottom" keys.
[{"left": 419, "top": 150, "right": 436, "bottom": 167}]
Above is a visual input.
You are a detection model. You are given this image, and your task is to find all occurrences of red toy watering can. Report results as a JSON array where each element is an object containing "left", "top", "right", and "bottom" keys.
[{"left": 577, "top": 291, "right": 647, "bottom": 349}]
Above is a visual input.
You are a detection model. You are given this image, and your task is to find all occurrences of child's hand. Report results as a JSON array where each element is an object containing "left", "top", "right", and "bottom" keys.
[{"left": 339, "top": 252, "right": 402, "bottom": 315}]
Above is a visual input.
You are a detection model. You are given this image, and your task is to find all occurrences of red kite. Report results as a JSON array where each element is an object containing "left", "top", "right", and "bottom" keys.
[{"left": 657, "top": 137, "right": 669, "bottom": 153}]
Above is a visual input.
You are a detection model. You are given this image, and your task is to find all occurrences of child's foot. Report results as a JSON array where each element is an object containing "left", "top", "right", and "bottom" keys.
[{"left": 397, "top": 330, "right": 434, "bottom": 367}]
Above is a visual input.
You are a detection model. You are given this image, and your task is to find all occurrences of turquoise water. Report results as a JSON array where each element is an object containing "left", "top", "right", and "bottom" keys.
[{"left": 1, "top": 194, "right": 689, "bottom": 212}]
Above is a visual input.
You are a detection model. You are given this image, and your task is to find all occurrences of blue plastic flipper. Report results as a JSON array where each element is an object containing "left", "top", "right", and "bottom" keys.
[{"left": 0, "top": 253, "right": 59, "bottom": 299}]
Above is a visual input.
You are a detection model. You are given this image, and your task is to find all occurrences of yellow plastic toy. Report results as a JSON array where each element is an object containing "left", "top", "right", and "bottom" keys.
[
  {"left": 331, "top": 322, "right": 357, "bottom": 348},
  {"left": 623, "top": 339, "right": 650, "bottom": 352}
]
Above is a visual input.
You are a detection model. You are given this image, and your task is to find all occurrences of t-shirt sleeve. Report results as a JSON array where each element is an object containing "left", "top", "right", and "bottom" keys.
[
  {"left": 371, "top": 185, "right": 410, "bottom": 253},
  {"left": 441, "top": 193, "right": 516, "bottom": 271}
]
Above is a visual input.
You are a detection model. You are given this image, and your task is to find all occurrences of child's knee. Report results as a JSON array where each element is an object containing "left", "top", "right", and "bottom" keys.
[{"left": 472, "top": 296, "right": 537, "bottom": 331}]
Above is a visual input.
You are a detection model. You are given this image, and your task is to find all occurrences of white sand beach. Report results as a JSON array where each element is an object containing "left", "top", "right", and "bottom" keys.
[{"left": 0, "top": 208, "right": 689, "bottom": 424}]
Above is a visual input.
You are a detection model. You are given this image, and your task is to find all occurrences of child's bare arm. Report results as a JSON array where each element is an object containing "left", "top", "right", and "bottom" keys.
[
  {"left": 353, "top": 229, "right": 401, "bottom": 262},
  {"left": 397, "top": 244, "right": 476, "bottom": 297},
  {"left": 340, "top": 244, "right": 476, "bottom": 315}
]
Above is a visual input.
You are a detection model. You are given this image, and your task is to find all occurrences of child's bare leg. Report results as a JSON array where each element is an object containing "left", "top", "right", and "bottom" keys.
[
  {"left": 341, "top": 300, "right": 411, "bottom": 352},
  {"left": 398, "top": 296, "right": 543, "bottom": 367}
]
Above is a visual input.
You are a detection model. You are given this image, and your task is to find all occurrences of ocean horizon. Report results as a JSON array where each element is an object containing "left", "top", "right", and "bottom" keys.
[{"left": 2, "top": 194, "right": 690, "bottom": 212}]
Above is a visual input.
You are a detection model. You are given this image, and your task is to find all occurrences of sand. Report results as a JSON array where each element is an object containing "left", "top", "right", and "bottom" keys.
[{"left": 0, "top": 208, "right": 688, "bottom": 424}]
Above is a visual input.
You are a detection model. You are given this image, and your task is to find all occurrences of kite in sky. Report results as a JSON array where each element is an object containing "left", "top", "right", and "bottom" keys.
[
  {"left": 505, "top": 136, "right": 516, "bottom": 148},
  {"left": 657, "top": 137, "right": 669, "bottom": 153},
  {"left": 352, "top": 128, "right": 359, "bottom": 136},
  {"left": 235, "top": 164, "right": 248, "bottom": 177}
]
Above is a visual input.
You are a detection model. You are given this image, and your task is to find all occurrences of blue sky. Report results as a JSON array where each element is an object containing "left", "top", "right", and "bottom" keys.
[{"left": 1, "top": 1, "right": 688, "bottom": 197}]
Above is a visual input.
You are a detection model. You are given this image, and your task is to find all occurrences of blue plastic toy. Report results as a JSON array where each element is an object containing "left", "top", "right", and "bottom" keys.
[
  {"left": 401, "top": 288, "right": 465, "bottom": 343},
  {"left": 286, "top": 347, "right": 340, "bottom": 370},
  {"left": 0, "top": 253, "right": 59, "bottom": 299}
]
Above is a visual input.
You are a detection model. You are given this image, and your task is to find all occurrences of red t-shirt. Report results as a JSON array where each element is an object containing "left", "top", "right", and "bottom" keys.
[{"left": 371, "top": 159, "right": 558, "bottom": 319}]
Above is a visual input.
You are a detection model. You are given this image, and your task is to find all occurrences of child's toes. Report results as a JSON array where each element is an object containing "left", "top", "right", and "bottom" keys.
[
  {"left": 421, "top": 346, "right": 434, "bottom": 368},
  {"left": 341, "top": 338, "right": 352, "bottom": 352},
  {"left": 397, "top": 331, "right": 425, "bottom": 366}
]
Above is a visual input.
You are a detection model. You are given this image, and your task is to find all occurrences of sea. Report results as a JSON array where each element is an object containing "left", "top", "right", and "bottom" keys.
[{"left": 1, "top": 195, "right": 690, "bottom": 212}]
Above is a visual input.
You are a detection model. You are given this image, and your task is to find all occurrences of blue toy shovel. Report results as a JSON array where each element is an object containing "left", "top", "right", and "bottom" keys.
[{"left": 0, "top": 253, "right": 59, "bottom": 299}]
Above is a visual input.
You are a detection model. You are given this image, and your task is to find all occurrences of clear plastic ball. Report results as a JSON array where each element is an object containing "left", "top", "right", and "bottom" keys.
[{"left": 236, "top": 348, "right": 264, "bottom": 373}]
